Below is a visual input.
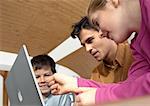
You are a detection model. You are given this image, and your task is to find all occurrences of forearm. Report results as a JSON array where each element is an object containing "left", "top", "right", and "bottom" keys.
[
  {"left": 95, "top": 73, "right": 150, "bottom": 104},
  {"left": 77, "top": 77, "right": 116, "bottom": 88}
]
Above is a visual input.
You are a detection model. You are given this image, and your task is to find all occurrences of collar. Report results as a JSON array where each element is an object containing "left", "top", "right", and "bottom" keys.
[
  {"left": 115, "top": 43, "right": 127, "bottom": 67},
  {"left": 96, "top": 43, "right": 127, "bottom": 76}
]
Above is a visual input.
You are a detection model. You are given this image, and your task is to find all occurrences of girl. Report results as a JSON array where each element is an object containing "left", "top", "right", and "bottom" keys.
[{"left": 50, "top": 0, "right": 150, "bottom": 105}]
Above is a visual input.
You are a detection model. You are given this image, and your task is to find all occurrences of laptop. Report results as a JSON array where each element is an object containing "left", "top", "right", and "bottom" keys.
[{"left": 5, "top": 45, "right": 45, "bottom": 106}]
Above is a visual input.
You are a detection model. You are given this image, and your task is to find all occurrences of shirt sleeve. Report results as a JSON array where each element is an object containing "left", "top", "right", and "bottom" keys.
[
  {"left": 143, "top": 0, "right": 150, "bottom": 31},
  {"left": 59, "top": 93, "right": 74, "bottom": 106},
  {"left": 77, "top": 77, "right": 116, "bottom": 88},
  {"left": 78, "top": 73, "right": 150, "bottom": 104}
]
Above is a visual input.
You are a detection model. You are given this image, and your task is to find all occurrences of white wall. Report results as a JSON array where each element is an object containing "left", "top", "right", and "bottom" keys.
[{"left": 48, "top": 36, "right": 82, "bottom": 62}]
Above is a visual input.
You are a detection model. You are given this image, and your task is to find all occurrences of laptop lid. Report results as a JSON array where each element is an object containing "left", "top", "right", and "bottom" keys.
[{"left": 5, "top": 45, "right": 45, "bottom": 106}]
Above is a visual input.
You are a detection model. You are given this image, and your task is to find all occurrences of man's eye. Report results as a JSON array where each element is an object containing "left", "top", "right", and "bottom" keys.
[
  {"left": 81, "top": 43, "right": 85, "bottom": 47},
  {"left": 87, "top": 38, "right": 94, "bottom": 44},
  {"left": 101, "top": 31, "right": 109, "bottom": 38},
  {"left": 100, "top": 34, "right": 105, "bottom": 38}
]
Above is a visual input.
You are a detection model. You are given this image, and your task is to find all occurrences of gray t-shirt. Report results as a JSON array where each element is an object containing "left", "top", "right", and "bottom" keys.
[{"left": 44, "top": 93, "right": 74, "bottom": 106}]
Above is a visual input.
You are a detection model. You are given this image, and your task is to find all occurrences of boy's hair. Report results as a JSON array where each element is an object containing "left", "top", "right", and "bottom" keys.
[
  {"left": 31, "top": 54, "right": 56, "bottom": 73},
  {"left": 87, "top": 0, "right": 107, "bottom": 15},
  {"left": 70, "top": 16, "right": 98, "bottom": 39}
]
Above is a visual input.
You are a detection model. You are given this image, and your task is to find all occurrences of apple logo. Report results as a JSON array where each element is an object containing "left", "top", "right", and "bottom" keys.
[{"left": 17, "top": 89, "right": 23, "bottom": 102}]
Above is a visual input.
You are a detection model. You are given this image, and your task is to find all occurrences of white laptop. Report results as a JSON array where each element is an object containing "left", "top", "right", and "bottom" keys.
[{"left": 5, "top": 45, "right": 45, "bottom": 106}]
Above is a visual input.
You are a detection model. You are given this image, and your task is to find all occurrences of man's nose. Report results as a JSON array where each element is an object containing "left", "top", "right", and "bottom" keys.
[{"left": 85, "top": 44, "right": 92, "bottom": 53}]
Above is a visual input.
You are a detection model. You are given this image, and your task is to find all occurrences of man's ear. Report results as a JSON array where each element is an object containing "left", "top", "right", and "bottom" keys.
[{"left": 111, "top": 0, "right": 120, "bottom": 8}]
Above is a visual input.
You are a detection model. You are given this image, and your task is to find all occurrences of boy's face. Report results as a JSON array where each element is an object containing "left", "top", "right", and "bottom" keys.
[
  {"left": 89, "top": 1, "right": 130, "bottom": 43},
  {"left": 79, "top": 29, "right": 116, "bottom": 61},
  {"left": 34, "top": 67, "right": 53, "bottom": 95}
]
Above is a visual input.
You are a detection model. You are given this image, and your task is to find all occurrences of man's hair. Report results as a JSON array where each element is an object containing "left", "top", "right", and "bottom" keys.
[
  {"left": 87, "top": 0, "right": 107, "bottom": 15},
  {"left": 31, "top": 54, "right": 56, "bottom": 73},
  {"left": 71, "top": 16, "right": 98, "bottom": 39}
]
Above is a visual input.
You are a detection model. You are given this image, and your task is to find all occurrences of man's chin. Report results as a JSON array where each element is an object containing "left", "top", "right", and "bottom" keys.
[{"left": 96, "top": 58, "right": 103, "bottom": 62}]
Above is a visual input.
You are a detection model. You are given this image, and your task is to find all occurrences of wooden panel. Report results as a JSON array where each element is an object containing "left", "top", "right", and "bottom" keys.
[
  {"left": 0, "top": 0, "right": 90, "bottom": 56},
  {"left": 58, "top": 47, "right": 99, "bottom": 78}
]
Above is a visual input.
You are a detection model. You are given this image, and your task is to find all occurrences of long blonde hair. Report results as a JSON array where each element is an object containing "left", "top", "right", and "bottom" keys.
[{"left": 87, "top": 0, "right": 107, "bottom": 15}]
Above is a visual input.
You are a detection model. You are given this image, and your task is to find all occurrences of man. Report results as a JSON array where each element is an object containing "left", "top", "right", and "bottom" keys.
[
  {"left": 48, "top": 16, "right": 134, "bottom": 105},
  {"left": 31, "top": 54, "right": 74, "bottom": 106},
  {"left": 70, "top": 16, "right": 133, "bottom": 83}
]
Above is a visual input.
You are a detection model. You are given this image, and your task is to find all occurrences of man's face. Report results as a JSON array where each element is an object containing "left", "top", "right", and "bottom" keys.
[
  {"left": 89, "top": 1, "right": 130, "bottom": 43},
  {"left": 34, "top": 67, "right": 53, "bottom": 95},
  {"left": 79, "top": 29, "right": 116, "bottom": 61}
]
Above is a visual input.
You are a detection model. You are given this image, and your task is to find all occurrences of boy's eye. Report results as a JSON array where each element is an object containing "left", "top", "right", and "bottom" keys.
[
  {"left": 36, "top": 75, "right": 40, "bottom": 78},
  {"left": 44, "top": 73, "right": 51, "bottom": 76}
]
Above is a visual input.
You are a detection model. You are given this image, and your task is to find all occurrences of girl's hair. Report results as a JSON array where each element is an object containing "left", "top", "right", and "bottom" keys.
[{"left": 87, "top": 0, "right": 107, "bottom": 14}]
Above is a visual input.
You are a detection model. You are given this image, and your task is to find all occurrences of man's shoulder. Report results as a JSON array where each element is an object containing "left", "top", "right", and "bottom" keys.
[
  {"left": 117, "top": 42, "right": 131, "bottom": 55},
  {"left": 117, "top": 42, "right": 130, "bottom": 49}
]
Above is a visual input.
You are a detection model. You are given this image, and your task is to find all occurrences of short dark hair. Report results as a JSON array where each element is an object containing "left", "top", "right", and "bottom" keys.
[
  {"left": 70, "top": 16, "right": 98, "bottom": 39},
  {"left": 31, "top": 54, "right": 56, "bottom": 73}
]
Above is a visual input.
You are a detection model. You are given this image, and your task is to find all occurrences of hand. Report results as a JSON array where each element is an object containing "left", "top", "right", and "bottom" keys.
[
  {"left": 74, "top": 88, "right": 96, "bottom": 106},
  {"left": 47, "top": 73, "right": 78, "bottom": 94}
]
